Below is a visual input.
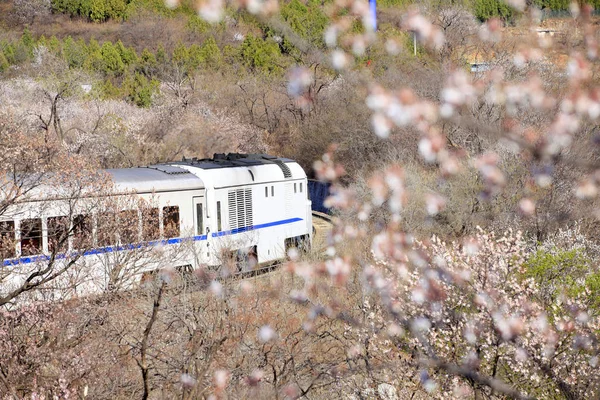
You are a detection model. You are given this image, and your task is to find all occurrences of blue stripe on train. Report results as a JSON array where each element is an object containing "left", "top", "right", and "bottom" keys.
[
  {"left": 210, "top": 217, "right": 303, "bottom": 237},
  {"left": 3, "top": 217, "right": 303, "bottom": 266}
]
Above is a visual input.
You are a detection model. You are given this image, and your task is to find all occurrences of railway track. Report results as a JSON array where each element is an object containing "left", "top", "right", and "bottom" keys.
[{"left": 311, "top": 211, "right": 333, "bottom": 251}]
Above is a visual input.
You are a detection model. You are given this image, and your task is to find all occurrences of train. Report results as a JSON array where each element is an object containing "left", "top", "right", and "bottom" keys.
[{"left": 0, "top": 153, "right": 312, "bottom": 298}]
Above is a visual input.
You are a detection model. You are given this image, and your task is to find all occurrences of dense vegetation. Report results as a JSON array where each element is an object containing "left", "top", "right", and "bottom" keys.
[
  {"left": 0, "top": 0, "right": 337, "bottom": 105},
  {"left": 2, "top": 0, "right": 600, "bottom": 398},
  {"left": 51, "top": 0, "right": 204, "bottom": 22},
  {"left": 42, "top": 0, "right": 600, "bottom": 23},
  {"left": 0, "top": 27, "right": 281, "bottom": 106}
]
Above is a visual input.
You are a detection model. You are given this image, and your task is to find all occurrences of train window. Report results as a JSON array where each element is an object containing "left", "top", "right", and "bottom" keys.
[
  {"left": 265, "top": 187, "right": 268, "bottom": 198},
  {"left": 47, "top": 216, "right": 69, "bottom": 253},
  {"left": 271, "top": 186, "right": 274, "bottom": 196},
  {"left": 294, "top": 183, "right": 297, "bottom": 193},
  {"left": 20, "top": 218, "right": 42, "bottom": 256},
  {"left": 119, "top": 210, "right": 139, "bottom": 244},
  {"left": 163, "top": 206, "right": 180, "bottom": 238},
  {"left": 142, "top": 208, "right": 160, "bottom": 241},
  {"left": 216, "top": 201, "right": 222, "bottom": 232},
  {"left": 196, "top": 203, "right": 203, "bottom": 236},
  {"left": 0, "top": 221, "right": 15, "bottom": 259},
  {"left": 73, "top": 214, "right": 92, "bottom": 249},
  {"left": 97, "top": 212, "right": 117, "bottom": 247},
  {"left": 300, "top": 182, "right": 303, "bottom": 193}
]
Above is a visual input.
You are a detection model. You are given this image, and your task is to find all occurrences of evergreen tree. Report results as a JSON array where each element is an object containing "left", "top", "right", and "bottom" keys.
[
  {"left": 199, "top": 36, "right": 222, "bottom": 68},
  {"left": 473, "top": 0, "right": 513, "bottom": 21},
  {"left": 123, "top": 72, "right": 158, "bottom": 107},
  {"left": 97, "top": 78, "right": 122, "bottom": 99},
  {"left": 83, "top": 39, "right": 104, "bottom": 71},
  {"left": 48, "top": 36, "right": 62, "bottom": 55},
  {"left": 187, "top": 44, "right": 203, "bottom": 70},
  {"left": 172, "top": 42, "right": 189, "bottom": 67},
  {"left": 106, "top": 0, "right": 128, "bottom": 20},
  {"left": 100, "top": 41, "right": 125, "bottom": 74},
  {"left": 17, "top": 28, "right": 36, "bottom": 61},
  {"left": 80, "top": 0, "right": 108, "bottom": 21},
  {"left": 63, "top": 37, "right": 87, "bottom": 68},
  {"left": 1, "top": 43, "right": 15, "bottom": 65},
  {"left": 156, "top": 44, "right": 167, "bottom": 65},
  {"left": 186, "top": 15, "right": 210, "bottom": 34},
  {"left": 280, "top": 0, "right": 328, "bottom": 46},
  {"left": 138, "top": 48, "right": 157, "bottom": 77},
  {"left": 0, "top": 51, "right": 9, "bottom": 72},
  {"left": 533, "top": 0, "right": 570, "bottom": 10},
  {"left": 240, "top": 34, "right": 281, "bottom": 74},
  {"left": 115, "top": 40, "right": 137, "bottom": 66}
]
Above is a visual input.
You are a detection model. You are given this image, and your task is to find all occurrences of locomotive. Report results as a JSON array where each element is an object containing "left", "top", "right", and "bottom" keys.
[{"left": 0, "top": 153, "right": 312, "bottom": 296}]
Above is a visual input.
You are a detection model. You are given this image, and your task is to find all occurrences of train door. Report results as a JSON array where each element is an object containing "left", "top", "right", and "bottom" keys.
[{"left": 192, "top": 196, "right": 209, "bottom": 265}]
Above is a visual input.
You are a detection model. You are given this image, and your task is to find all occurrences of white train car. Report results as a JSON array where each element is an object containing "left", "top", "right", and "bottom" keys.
[{"left": 0, "top": 153, "right": 312, "bottom": 297}]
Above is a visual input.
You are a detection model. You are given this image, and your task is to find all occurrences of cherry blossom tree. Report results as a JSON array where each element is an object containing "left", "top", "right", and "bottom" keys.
[{"left": 2, "top": 0, "right": 600, "bottom": 398}]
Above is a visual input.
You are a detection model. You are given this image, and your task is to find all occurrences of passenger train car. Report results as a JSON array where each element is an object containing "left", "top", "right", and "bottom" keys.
[{"left": 0, "top": 153, "right": 312, "bottom": 296}]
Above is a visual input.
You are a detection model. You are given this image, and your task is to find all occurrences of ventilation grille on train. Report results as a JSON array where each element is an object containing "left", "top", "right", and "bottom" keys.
[
  {"left": 228, "top": 189, "right": 253, "bottom": 230},
  {"left": 272, "top": 160, "right": 292, "bottom": 178}
]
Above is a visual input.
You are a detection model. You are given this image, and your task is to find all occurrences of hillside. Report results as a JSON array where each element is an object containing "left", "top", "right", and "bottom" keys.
[{"left": 1, "top": 0, "right": 600, "bottom": 398}]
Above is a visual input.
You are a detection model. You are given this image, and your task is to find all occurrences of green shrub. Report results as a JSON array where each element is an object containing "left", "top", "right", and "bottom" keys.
[
  {"left": 115, "top": 40, "right": 138, "bottom": 65},
  {"left": 1, "top": 43, "right": 16, "bottom": 65},
  {"left": 473, "top": 0, "right": 513, "bottom": 21},
  {"left": 97, "top": 79, "right": 122, "bottom": 99},
  {"left": 199, "top": 36, "right": 222, "bottom": 68},
  {"left": 186, "top": 15, "right": 210, "bottom": 34},
  {"left": 100, "top": 41, "right": 125, "bottom": 74},
  {"left": 0, "top": 52, "right": 9, "bottom": 72},
  {"left": 106, "top": 0, "right": 128, "bottom": 19},
  {"left": 168, "top": 40, "right": 223, "bottom": 73},
  {"left": 87, "top": 38, "right": 101, "bottom": 54},
  {"left": 172, "top": 42, "right": 189, "bottom": 66},
  {"left": 533, "top": 0, "right": 570, "bottom": 10},
  {"left": 37, "top": 35, "right": 48, "bottom": 49},
  {"left": 377, "top": 0, "right": 413, "bottom": 7},
  {"left": 82, "top": 38, "right": 104, "bottom": 70},
  {"left": 52, "top": 0, "right": 81, "bottom": 16},
  {"left": 125, "top": 0, "right": 196, "bottom": 17},
  {"left": 240, "top": 34, "right": 282, "bottom": 74},
  {"left": 123, "top": 72, "right": 159, "bottom": 107},
  {"left": 47, "top": 36, "right": 63, "bottom": 55},
  {"left": 51, "top": 0, "right": 129, "bottom": 22},
  {"left": 280, "top": 0, "right": 328, "bottom": 47},
  {"left": 19, "top": 28, "right": 35, "bottom": 59},
  {"left": 12, "top": 43, "right": 32, "bottom": 64},
  {"left": 137, "top": 48, "right": 158, "bottom": 76},
  {"left": 524, "top": 248, "right": 600, "bottom": 312},
  {"left": 156, "top": 44, "right": 167, "bottom": 65},
  {"left": 63, "top": 37, "right": 87, "bottom": 68},
  {"left": 585, "top": 273, "right": 600, "bottom": 309},
  {"left": 187, "top": 44, "right": 203, "bottom": 70},
  {"left": 83, "top": 50, "right": 104, "bottom": 71},
  {"left": 222, "top": 44, "right": 240, "bottom": 65},
  {"left": 80, "top": 0, "right": 107, "bottom": 21}
]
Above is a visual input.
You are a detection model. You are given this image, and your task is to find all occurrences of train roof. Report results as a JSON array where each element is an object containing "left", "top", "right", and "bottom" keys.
[
  {"left": 108, "top": 154, "right": 303, "bottom": 193},
  {"left": 0, "top": 154, "right": 304, "bottom": 206},
  {"left": 171, "top": 153, "right": 294, "bottom": 173},
  {"left": 106, "top": 165, "right": 203, "bottom": 193},
  {"left": 171, "top": 153, "right": 304, "bottom": 188}
]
